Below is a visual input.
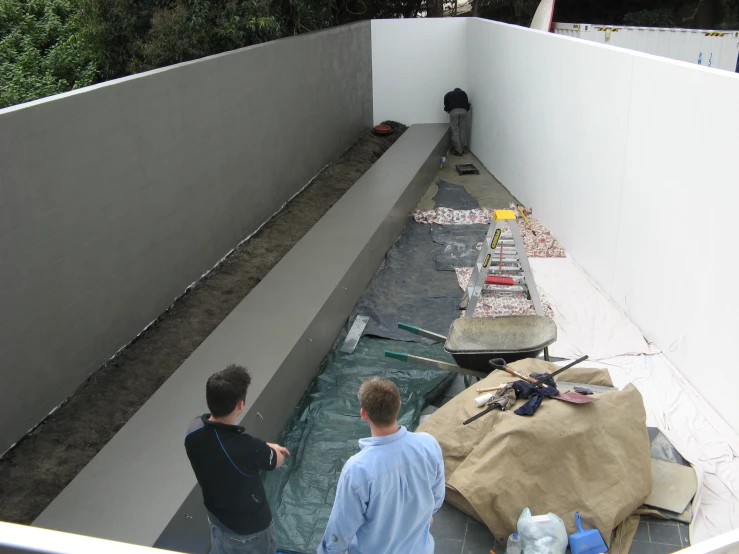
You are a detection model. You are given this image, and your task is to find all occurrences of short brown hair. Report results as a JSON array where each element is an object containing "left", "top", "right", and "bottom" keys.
[
  {"left": 206, "top": 364, "right": 251, "bottom": 417},
  {"left": 358, "top": 377, "right": 400, "bottom": 426}
]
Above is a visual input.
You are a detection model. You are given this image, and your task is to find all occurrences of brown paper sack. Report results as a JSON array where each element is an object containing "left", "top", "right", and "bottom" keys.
[{"left": 418, "top": 358, "right": 652, "bottom": 544}]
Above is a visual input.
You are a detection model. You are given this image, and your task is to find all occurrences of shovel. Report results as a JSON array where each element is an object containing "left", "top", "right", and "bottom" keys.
[{"left": 569, "top": 512, "right": 608, "bottom": 554}]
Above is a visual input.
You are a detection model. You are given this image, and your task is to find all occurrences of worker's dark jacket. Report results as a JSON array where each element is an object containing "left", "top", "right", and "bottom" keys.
[
  {"left": 185, "top": 414, "right": 277, "bottom": 535},
  {"left": 444, "top": 89, "right": 470, "bottom": 113}
]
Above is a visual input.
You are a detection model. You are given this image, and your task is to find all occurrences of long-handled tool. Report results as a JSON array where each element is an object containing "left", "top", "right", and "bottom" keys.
[
  {"left": 462, "top": 356, "right": 591, "bottom": 425},
  {"left": 516, "top": 355, "right": 589, "bottom": 388},
  {"left": 517, "top": 205, "right": 537, "bottom": 236},
  {"left": 463, "top": 395, "right": 509, "bottom": 425},
  {"left": 491, "top": 355, "right": 598, "bottom": 404},
  {"left": 385, "top": 351, "right": 488, "bottom": 378},
  {"left": 478, "top": 382, "right": 615, "bottom": 394}
]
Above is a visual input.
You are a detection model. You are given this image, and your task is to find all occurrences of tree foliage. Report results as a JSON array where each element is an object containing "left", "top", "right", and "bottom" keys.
[
  {"left": 4, "top": 0, "right": 739, "bottom": 110},
  {"left": 0, "top": 0, "right": 97, "bottom": 108},
  {"left": 476, "top": 0, "right": 539, "bottom": 26},
  {"left": 78, "top": 0, "right": 284, "bottom": 78},
  {"left": 554, "top": 0, "right": 739, "bottom": 29}
]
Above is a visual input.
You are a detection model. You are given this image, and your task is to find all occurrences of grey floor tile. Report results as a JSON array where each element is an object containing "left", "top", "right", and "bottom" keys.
[
  {"left": 433, "top": 502, "right": 469, "bottom": 540},
  {"left": 629, "top": 541, "right": 681, "bottom": 554},
  {"left": 462, "top": 518, "right": 497, "bottom": 554},
  {"left": 630, "top": 540, "right": 655, "bottom": 554},
  {"left": 435, "top": 538, "right": 464, "bottom": 554},
  {"left": 652, "top": 545, "right": 681, "bottom": 554},
  {"left": 677, "top": 523, "right": 691, "bottom": 547},
  {"left": 648, "top": 522, "right": 682, "bottom": 546},
  {"left": 634, "top": 521, "right": 650, "bottom": 542}
]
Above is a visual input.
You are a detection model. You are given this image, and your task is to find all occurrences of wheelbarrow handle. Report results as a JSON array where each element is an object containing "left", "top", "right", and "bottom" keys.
[
  {"left": 385, "top": 351, "right": 487, "bottom": 379},
  {"left": 397, "top": 323, "right": 448, "bottom": 343}
]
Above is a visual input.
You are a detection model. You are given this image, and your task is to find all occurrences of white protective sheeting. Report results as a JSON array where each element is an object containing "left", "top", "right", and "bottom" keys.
[
  {"left": 563, "top": 355, "right": 739, "bottom": 545},
  {"left": 530, "top": 255, "right": 653, "bottom": 359},
  {"left": 529, "top": 254, "right": 739, "bottom": 543}
]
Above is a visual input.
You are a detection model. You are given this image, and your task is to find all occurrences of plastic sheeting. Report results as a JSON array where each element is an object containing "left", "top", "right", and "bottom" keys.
[
  {"left": 418, "top": 360, "right": 652, "bottom": 544},
  {"left": 431, "top": 224, "right": 488, "bottom": 271},
  {"left": 432, "top": 179, "right": 479, "bottom": 210},
  {"left": 350, "top": 220, "right": 465, "bottom": 343},
  {"left": 574, "top": 354, "right": 739, "bottom": 545},
  {"left": 532, "top": 256, "right": 739, "bottom": 544},
  {"left": 530, "top": 256, "right": 653, "bottom": 359},
  {"left": 262, "top": 336, "right": 455, "bottom": 553}
]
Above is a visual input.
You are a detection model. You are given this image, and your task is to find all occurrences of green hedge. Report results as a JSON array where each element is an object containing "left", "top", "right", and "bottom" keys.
[{"left": 0, "top": 0, "right": 97, "bottom": 108}]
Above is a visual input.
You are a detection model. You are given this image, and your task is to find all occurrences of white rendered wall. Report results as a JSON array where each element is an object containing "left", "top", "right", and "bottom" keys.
[
  {"left": 612, "top": 56, "right": 739, "bottom": 394},
  {"left": 466, "top": 18, "right": 633, "bottom": 292},
  {"left": 465, "top": 17, "right": 739, "bottom": 433},
  {"left": 372, "top": 19, "right": 468, "bottom": 125}
]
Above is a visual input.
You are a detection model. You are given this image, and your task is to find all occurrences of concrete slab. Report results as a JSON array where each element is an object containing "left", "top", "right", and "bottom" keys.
[
  {"left": 33, "top": 124, "right": 449, "bottom": 547},
  {"left": 417, "top": 150, "right": 519, "bottom": 211}
]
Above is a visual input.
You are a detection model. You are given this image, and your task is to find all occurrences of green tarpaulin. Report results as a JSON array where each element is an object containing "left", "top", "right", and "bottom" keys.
[{"left": 262, "top": 335, "right": 455, "bottom": 553}]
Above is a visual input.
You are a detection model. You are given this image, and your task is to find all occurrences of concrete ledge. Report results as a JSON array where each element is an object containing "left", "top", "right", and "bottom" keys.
[{"left": 34, "top": 123, "right": 449, "bottom": 548}]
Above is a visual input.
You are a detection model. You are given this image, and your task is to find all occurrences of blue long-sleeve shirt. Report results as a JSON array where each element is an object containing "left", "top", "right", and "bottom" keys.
[{"left": 317, "top": 426, "right": 445, "bottom": 554}]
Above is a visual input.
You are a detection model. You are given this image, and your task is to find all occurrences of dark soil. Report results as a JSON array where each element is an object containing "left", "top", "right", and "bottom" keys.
[{"left": 0, "top": 123, "right": 407, "bottom": 525}]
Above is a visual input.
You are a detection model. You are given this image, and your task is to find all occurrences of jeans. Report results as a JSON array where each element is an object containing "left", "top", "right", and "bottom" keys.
[
  {"left": 449, "top": 108, "right": 468, "bottom": 154},
  {"left": 209, "top": 519, "right": 277, "bottom": 554}
]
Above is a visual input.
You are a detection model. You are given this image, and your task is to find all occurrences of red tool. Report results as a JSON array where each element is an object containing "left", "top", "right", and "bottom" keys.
[{"left": 485, "top": 276, "right": 514, "bottom": 286}]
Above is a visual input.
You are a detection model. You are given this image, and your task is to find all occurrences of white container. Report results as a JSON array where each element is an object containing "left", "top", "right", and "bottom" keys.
[
  {"left": 552, "top": 22, "right": 739, "bottom": 72},
  {"left": 475, "top": 393, "right": 493, "bottom": 407}
]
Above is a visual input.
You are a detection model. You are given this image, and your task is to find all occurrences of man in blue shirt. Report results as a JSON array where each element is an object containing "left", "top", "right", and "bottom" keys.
[{"left": 318, "top": 376, "right": 445, "bottom": 554}]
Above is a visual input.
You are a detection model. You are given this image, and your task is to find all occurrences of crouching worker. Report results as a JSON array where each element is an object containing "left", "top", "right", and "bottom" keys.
[
  {"left": 185, "top": 364, "right": 290, "bottom": 554},
  {"left": 318, "top": 376, "right": 445, "bottom": 554}
]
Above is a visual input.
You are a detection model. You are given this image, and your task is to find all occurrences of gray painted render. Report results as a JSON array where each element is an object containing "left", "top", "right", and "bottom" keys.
[
  {"left": 0, "top": 22, "right": 373, "bottom": 454},
  {"left": 34, "top": 124, "right": 450, "bottom": 547}
]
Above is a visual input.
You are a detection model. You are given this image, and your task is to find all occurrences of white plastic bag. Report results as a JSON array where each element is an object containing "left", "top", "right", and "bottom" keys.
[{"left": 516, "top": 507, "right": 568, "bottom": 554}]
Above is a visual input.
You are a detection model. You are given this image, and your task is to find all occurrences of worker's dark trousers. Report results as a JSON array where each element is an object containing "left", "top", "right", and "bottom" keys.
[{"left": 449, "top": 108, "right": 468, "bottom": 154}]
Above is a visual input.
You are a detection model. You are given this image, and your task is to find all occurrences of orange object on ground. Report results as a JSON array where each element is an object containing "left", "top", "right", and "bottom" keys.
[{"left": 373, "top": 124, "right": 392, "bottom": 135}]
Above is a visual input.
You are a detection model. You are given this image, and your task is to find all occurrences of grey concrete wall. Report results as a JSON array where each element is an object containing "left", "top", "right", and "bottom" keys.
[
  {"left": 0, "top": 23, "right": 373, "bottom": 454},
  {"left": 34, "top": 124, "right": 449, "bottom": 547}
]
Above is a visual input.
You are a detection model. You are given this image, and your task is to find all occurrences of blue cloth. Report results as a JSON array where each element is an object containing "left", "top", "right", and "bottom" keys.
[
  {"left": 511, "top": 379, "right": 559, "bottom": 416},
  {"left": 317, "top": 426, "right": 445, "bottom": 554}
]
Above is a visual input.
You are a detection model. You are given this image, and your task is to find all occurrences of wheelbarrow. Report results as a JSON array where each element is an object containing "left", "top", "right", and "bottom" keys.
[{"left": 398, "top": 315, "right": 557, "bottom": 371}]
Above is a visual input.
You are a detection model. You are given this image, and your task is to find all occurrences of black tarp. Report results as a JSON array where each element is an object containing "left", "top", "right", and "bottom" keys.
[
  {"left": 432, "top": 179, "right": 479, "bottom": 209},
  {"left": 262, "top": 336, "right": 455, "bottom": 553},
  {"left": 350, "top": 220, "right": 464, "bottom": 343},
  {"left": 431, "top": 224, "right": 488, "bottom": 271}
]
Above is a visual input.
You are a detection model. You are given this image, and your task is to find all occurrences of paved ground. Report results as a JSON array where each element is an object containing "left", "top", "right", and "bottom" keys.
[
  {"left": 432, "top": 507, "right": 690, "bottom": 553},
  {"left": 631, "top": 518, "right": 691, "bottom": 553}
]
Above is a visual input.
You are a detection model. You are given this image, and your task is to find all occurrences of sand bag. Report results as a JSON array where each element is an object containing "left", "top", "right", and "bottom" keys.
[{"left": 417, "top": 358, "right": 651, "bottom": 544}]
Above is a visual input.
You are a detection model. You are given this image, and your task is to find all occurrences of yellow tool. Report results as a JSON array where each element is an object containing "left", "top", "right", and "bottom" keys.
[{"left": 517, "top": 205, "right": 537, "bottom": 236}]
